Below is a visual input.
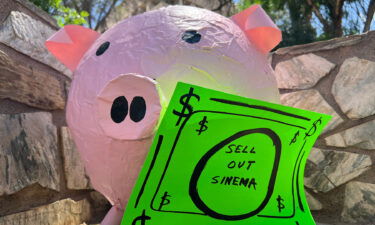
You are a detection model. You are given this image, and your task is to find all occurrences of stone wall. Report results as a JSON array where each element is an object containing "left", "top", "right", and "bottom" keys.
[
  {"left": 0, "top": 1, "right": 374, "bottom": 225},
  {"left": 272, "top": 31, "right": 375, "bottom": 225},
  {"left": 0, "top": 0, "right": 109, "bottom": 224}
]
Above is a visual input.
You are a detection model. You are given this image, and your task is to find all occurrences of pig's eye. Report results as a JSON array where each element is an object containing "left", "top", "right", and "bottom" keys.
[
  {"left": 96, "top": 41, "right": 110, "bottom": 56},
  {"left": 130, "top": 96, "right": 146, "bottom": 122},
  {"left": 182, "top": 30, "right": 201, "bottom": 44},
  {"left": 111, "top": 96, "right": 128, "bottom": 123}
]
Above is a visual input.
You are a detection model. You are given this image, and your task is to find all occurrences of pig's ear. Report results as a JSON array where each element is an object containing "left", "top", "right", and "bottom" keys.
[
  {"left": 45, "top": 25, "right": 100, "bottom": 71},
  {"left": 231, "top": 5, "right": 281, "bottom": 53}
]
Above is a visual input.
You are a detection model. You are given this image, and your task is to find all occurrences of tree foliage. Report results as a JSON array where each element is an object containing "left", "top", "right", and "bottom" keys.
[
  {"left": 237, "top": 0, "right": 375, "bottom": 47},
  {"left": 31, "top": 0, "right": 374, "bottom": 46},
  {"left": 61, "top": 0, "right": 123, "bottom": 30},
  {"left": 30, "top": 0, "right": 89, "bottom": 26}
]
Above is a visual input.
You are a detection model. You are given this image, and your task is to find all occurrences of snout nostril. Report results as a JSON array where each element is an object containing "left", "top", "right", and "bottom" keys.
[
  {"left": 111, "top": 96, "right": 128, "bottom": 123},
  {"left": 130, "top": 96, "right": 146, "bottom": 122}
]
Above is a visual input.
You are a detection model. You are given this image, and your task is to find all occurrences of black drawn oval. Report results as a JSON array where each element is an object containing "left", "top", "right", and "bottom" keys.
[
  {"left": 130, "top": 96, "right": 146, "bottom": 122},
  {"left": 189, "top": 128, "right": 282, "bottom": 220},
  {"left": 182, "top": 30, "right": 201, "bottom": 44},
  {"left": 96, "top": 41, "right": 110, "bottom": 56},
  {"left": 111, "top": 96, "right": 128, "bottom": 123}
]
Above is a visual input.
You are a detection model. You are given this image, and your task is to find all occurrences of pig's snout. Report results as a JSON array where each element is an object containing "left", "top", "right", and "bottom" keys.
[{"left": 96, "top": 74, "right": 161, "bottom": 141}]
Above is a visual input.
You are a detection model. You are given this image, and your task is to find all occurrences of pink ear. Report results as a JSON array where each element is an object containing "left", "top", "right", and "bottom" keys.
[
  {"left": 45, "top": 25, "right": 100, "bottom": 71},
  {"left": 231, "top": 5, "right": 282, "bottom": 53}
]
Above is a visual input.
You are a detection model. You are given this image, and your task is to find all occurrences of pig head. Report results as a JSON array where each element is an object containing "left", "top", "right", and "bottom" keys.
[{"left": 46, "top": 5, "right": 281, "bottom": 225}]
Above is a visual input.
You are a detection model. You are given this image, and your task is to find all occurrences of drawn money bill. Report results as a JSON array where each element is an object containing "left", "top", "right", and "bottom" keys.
[{"left": 121, "top": 82, "right": 331, "bottom": 225}]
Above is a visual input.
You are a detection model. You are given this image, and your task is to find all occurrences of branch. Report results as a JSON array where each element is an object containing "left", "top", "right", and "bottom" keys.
[
  {"left": 334, "top": 0, "right": 344, "bottom": 17},
  {"left": 306, "top": 0, "right": 330, "bottom": 31},
  {"left": 94, "top": 0, "right": 120, "bottom": 31},
  {"left": 364, "top": 0, "right": 375, "bottom": 32},
  {"left": 357, "top": 0, "right": 367, "bottom": 13}
]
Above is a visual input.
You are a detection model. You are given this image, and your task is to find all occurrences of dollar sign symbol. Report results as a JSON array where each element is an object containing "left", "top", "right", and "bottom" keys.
[
  {"left": 277, "top": 195, "right": 285, "bottom": 213},
  {"left": 132, "top": 210, "right": 151, "bottom": 225},
  {"left": 289, "top": 130, "right": 300, "bottom": 145},
  {"left": 196, "top": 116, "right": 208, "bottom": 135},
  {"left": 173, "top": 87, "right": 200, "bottom": 126},
  {"left": 304, "top": 117, "right": 322, "bottom": 140},
  {"left": 158, "top": 192, "right": 171, "bottom": 210}
]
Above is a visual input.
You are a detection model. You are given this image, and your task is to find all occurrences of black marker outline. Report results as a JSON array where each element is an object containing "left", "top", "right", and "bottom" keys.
[
  {"left": 210, "top": 98, "right": 311, "bottom": 121},
  {"left": 189, "top": 128, "right": 282, "bottom": 220},
  {"left": 150, "top": 112, "right": 206, "bottom": 215},
  {"left": 131, "top": 209, "right": 151, "bottom": 225},
  {"left": 257, "top": 140, "right": 306, "bottom": 219},
  {"left": 296, "top": 151, "right": 306, "bottom": 212},
  {"left": 134, "top": 135, "right": 163, "bottom": 208},
  {"left": 151, "top": 209, "right": 206, "bottom": 215},
  {"left": 150, "top": 110, "right": 308, "bottom": 216},
  {"left": 150, "top": 112, "right": 200, "bottom": 214},
  {"left": 196, "top": 110, "right": 307, "bottom": 130}
]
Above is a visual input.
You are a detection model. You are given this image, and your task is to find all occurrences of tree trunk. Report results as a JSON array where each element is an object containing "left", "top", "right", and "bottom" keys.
[
  {"left": 363, "top": 0, "right": 375, "bottom": 32},
  {"left": 331, "top": 0, "right": 344, "bottom": 37}
]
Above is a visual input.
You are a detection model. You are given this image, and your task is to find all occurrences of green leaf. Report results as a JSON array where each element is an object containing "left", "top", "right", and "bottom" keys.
[{"left": 80, "top": 11, "right": 89, "bottom": 17}]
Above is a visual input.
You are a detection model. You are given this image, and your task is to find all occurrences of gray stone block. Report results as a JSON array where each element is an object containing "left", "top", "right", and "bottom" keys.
[
  {"left": 275, "top": 53, "right": 335, "bottom": 89},
  {"left": 332, "top": 57, "right": 375, "bottom": 119},
  {"left": 325, "top": 120, "right": 375, "bottom": 150},
  {"left": 0, "top": 112, "right": 60, "bottom": 195},
  {"left": 306, "top": 190, "right": 323, "bottom": 211},
  {"left": 0, "top": 198, "right": 91, "bottom": 225},
  {"left": 305, "top": 148, "right": 372, "bottom": 192},
  {"left": 281, "top": 89, "right": 343, "bottom": 132},
  {"left": 0, "top": 11, "right": 72, "bottom": 78},
  {"left": 0, "top": 49, "right": 66, "bottom": 110},
  {"left": 61, "top": 127, "right": 90, "bottom": 190},
  {"left": 342, "top": 181, "right": 375, "bottom": 224}
]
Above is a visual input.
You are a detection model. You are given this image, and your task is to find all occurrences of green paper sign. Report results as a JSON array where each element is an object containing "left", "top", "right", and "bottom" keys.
[{"left": 121, "top": 82, "right": 331, "bottom": 225}]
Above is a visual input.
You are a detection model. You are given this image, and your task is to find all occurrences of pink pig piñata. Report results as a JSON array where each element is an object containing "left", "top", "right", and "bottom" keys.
[{"left": 46, "top": 5, "right": 281, "bottom": 225}]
